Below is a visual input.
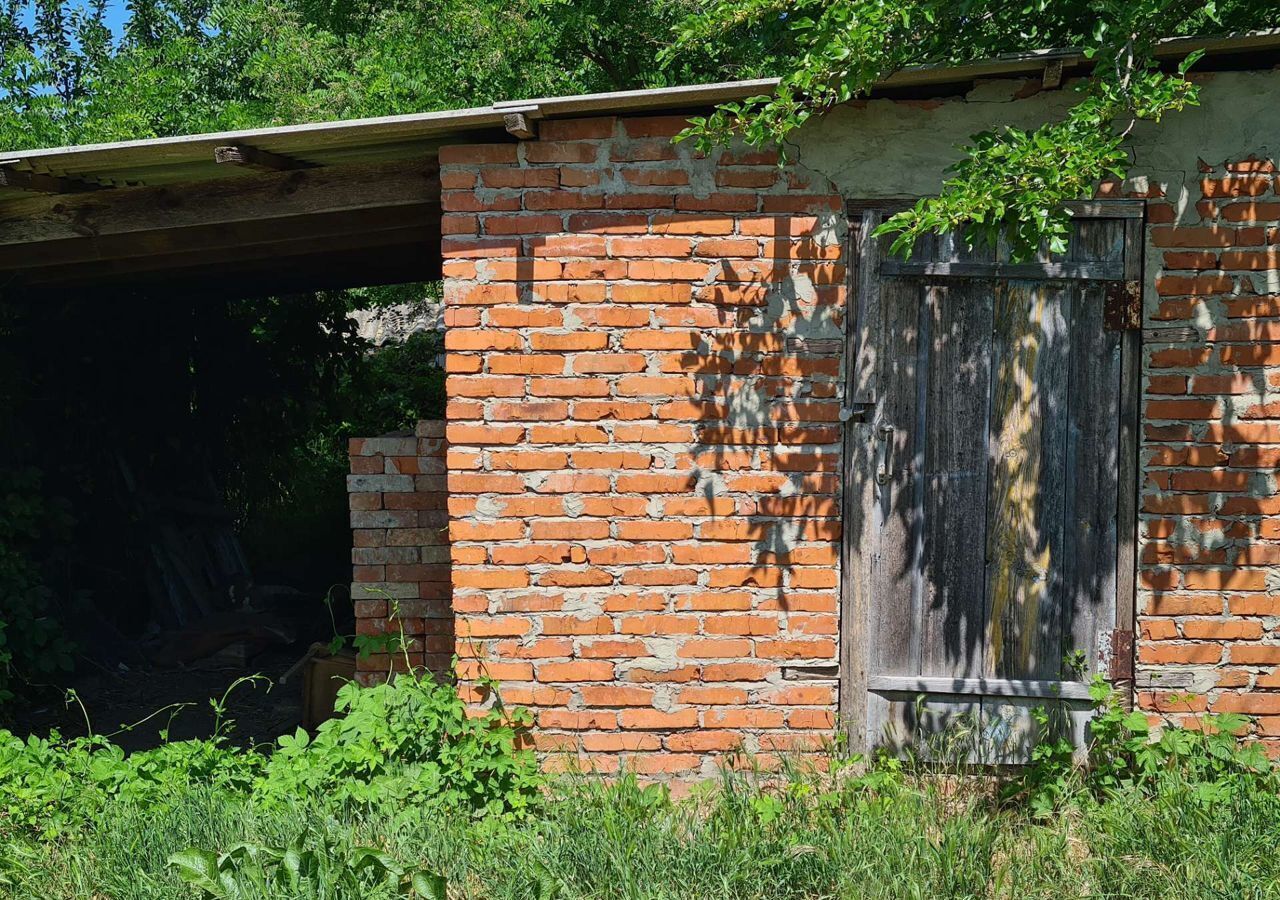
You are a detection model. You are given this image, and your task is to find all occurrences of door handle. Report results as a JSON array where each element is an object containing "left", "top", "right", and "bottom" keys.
[{"left": 875, "top": 425, "right": 894, "bottom": 484}]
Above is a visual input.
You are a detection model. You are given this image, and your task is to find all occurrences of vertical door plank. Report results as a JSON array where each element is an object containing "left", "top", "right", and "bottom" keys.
[
  {"left": 863, "top": 232, "right": 928, "bottom": 748},
  {"left": 981, "top": 697, "right": 1092, "bottom": 764},
  {"left": 841, "top": 413, "right": 875, "bottom": 753},
  {"left": 1062, "top": 281, "right": 1121, "bottom": 675},
  {"left": 984, "top": 279, "right": 1072, "bottom": 681},
  {"left": 1063, "top": 220, "right": 1124, "bottom": 681},
  {"left": 869, "top": 274, "right": 925, "bottom": 679},
  {"left": 847, "top": 209, "right": 885, "bottom": 406},
  {"left": 873, "top": 693, "right": 983, "bottom": 763},
  {"left": 919, "top": 278, "right": 995, "bottom": 680},
  {"left": 840, "top": 210, "right": 883, "bottom": 752}
]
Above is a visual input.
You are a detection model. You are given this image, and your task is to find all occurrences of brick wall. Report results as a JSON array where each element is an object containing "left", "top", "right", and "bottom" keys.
[
  {"left": 1140, "top": 159, "right": 1280, "bottom": 751},
  {"left": 439, "top": 116, "right": 846, "bottom": 777},
  {"left": 427, "top": 115, "right": 1280, "bottom": 770},
  {"left": 348, "top": 421, "right": 452, "bottom": 682}
]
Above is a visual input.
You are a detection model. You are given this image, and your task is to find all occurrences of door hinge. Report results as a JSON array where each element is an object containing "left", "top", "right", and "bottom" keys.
[
  {"left": 840, "top": 402, "right": 876, "bottom": 423},
  {"left": 1106, "top": 629, "right": 1135, "bottom": 683},
  {"left": 1103, "top": 280, "right": 1142, "bottom": 331}
]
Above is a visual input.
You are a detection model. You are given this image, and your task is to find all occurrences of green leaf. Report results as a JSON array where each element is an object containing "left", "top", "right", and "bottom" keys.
[
  {"left": 411, "top": 870, "right": 449, "bottom": 899},
  {"left": 168, "top": 849, "right": 226, "bottom": 898}
]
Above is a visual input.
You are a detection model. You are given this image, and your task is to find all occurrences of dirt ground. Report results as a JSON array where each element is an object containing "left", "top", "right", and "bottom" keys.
[{"left": 14, "top": 645, "right": 310, "bottom": 751}]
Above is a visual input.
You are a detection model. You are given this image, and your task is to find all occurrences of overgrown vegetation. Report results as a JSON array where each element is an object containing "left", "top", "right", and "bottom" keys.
[
  {"left": 675, "top": 1, "right": 1277, "bottom": 258},
  {"left": 0, "top": 0, "right": 782, "bottom": 152},
  {"left": 0, "top": 666, "right": 538, "bottom": 842},
  {"left": 1, "top": 672, "right": 1279, "bottom": 898}
]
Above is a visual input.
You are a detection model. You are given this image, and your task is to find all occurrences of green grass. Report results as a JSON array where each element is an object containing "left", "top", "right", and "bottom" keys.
[
  {"left": 6, "top": 762, "right": 1280, "bottom": 899},
  {"left": 3, "top": 674, "right": 1278, "bottom": 898}
]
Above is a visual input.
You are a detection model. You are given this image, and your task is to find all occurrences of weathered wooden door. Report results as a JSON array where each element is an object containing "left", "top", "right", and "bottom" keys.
[{"left": 840, "top": 202, "right": 1141, "bottom": 762}]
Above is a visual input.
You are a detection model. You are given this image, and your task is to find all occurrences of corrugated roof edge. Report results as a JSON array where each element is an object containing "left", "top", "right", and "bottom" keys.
[{"left": 3, "top": 29, "right": 1278, "bottom": 171}]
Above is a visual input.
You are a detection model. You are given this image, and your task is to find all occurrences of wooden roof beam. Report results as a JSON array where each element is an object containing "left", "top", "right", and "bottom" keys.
[
  {"left": 0, "top": 158, "right": 439, "bottom": 249},
  {"left": 0, "top": 164, "right": 106, "bottom": 194},
  {"left": 501, "top": 105, "right": 542, "bottom": 140},
  {"left": 0, "top": 202, "right": 439, "bottom": 271},
  {"left": 1042, "top": 58, "right": 1065, "bottom": 89},
  {"left": 15, "top": 219, "right": 439, "bottom": 288},
  {"left": 214, "top": 143, "right": 316, "bottom": 172}
]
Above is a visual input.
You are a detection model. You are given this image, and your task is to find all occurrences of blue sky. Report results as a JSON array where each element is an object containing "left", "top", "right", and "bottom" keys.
[
  {"left": 104, "top": 1, "right": 128, "bottom": 36},
  {"left": 18, "top": 1, "right": 130, "bottom": 39}
]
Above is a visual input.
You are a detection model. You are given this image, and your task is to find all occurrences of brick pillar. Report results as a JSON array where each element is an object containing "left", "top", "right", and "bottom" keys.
[
  {"left": 348, "top": 420, "right": 452, "bottom": 682},
  {"left": 1140, "top": 159, "right": 1280, "bottom": 751},
  {"left": 439, "top": 116, "right": 846, "bottom": 778}
]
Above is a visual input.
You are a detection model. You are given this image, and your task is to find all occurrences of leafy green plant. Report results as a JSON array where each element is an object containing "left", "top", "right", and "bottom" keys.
[
  {"left": 0, "top": 727, "right": 263, "bottom": 841},
  {"left": 5, "top": 722, "right": 1280, "bottom": 898},
  {"left": 0, "top": 680, "right": 267, "bottom": 840},
  {"left": 1085, "top": 679, "right": 1271, "bottom": 799},
  {"left": 323, "top": 587, "right": 410, "bottom": 662},
  {"left": 256, "top": 671, "right": 540, "bottom": 817},
  {"left": 0, "top": 663, "right": 540, "bottom": 843},
  {"left": 169, "top": 840, "right": 447, "bottom": 899},
  {"left": 1010, "top": 676, "right": 1277, "bottom": 816}
]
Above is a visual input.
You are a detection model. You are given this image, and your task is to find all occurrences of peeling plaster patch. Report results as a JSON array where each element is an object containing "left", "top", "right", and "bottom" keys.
[
  {"left": 630, "top": 640, "right": 681, "bottom": 667},
  {"left": 474, "top": 496, "right": 503, "bottom": 520},
  {"left": 563, "top": 593, "right": 603, "bottom": 616},
  {"left": 793, "top": 71, "right": 1280, "bottom": 205}
]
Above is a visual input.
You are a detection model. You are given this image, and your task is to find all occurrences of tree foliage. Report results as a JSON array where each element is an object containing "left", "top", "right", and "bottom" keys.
[
  {"left": 675, "top": 1, "right": 1277, "bottom": 257},
  {"left": 0, "top": 0, "right": 777, "bottom": 150}
]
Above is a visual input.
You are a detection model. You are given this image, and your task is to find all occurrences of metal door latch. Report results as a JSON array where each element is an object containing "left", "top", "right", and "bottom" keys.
[{"left": 875, "top": 425, "right": 894, "bottom": 484}]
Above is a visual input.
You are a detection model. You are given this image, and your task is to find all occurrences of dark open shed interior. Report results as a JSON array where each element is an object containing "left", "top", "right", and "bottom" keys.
[{"left": 0, "top": 123, "right": 463, "bottom": 744}]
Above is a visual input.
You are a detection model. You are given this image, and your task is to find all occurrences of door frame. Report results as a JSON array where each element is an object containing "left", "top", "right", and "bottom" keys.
[{"left": 837, "top": 199, "right": 1144, "bottom": 753}]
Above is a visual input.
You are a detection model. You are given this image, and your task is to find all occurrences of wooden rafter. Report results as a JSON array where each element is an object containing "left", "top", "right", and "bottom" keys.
[
  {"left": 0, "top": 166, "right": 105, "bottom": 194},
  {"left": 503, "top": 112, "right": 538, "bottom": 140},
  {"left": 0, "top": 203, "right": 438, "bottom": 271},
  {"left": 18, "top": 221, "right": 439, "bottom": 291},
  {"left": 0, "top": 158, "right": 440, "bottom": 249},
  {"left": 0, "top": 158, "right": 442, "bottom": 292},
  {"left": 214, "top": 144, "right": 316, "bottom": 172},
  {"left": 1042, "top": 58, "right": 1065, "bottom": 89}
]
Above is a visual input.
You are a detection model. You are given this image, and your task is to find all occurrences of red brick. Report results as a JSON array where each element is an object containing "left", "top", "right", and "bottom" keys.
[
  {"left": 701, "top": 663, "right": 771, "bottom": 682},
  {"left": 1138, "top": 644, "right": 1223, "bottom": 665},
  {"left": 703, "top": 708, "right": 784, "bottom": 728},
  {"left": 1200, "top": 176, "right": 1274, "bottom": 198},
  {"left": 581, "top": 733, "right": 661, "bottom": 752},
  {"left": 580, "top": 685, "right": 654, "bottom": 706},
  {"left": 1181, "top": 619, "right": 1263, "bottom": 640},
  {"left": 1155, "top": 274, "right": 1234, "bottom": 296},
  {"left": 619, "top": 709, "right": 699, "bottom": 729},
  {"left": 539, "top": 710, "right": 618, "bottom": 730},
  {"left": 678, "top": 639, "right": 753, "bottom": 659},
  {"left": 665, "top": 731, "right": 744, "bottom": 752},
  {"left": 536, "top": 661, "right": 615, "bottom": 682},
  {"left": 1213, "top": 692, "right": 1280, "bottom": 714},
  {"left": 678, "top": 686, "right": 748, "bottom": 705}
]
